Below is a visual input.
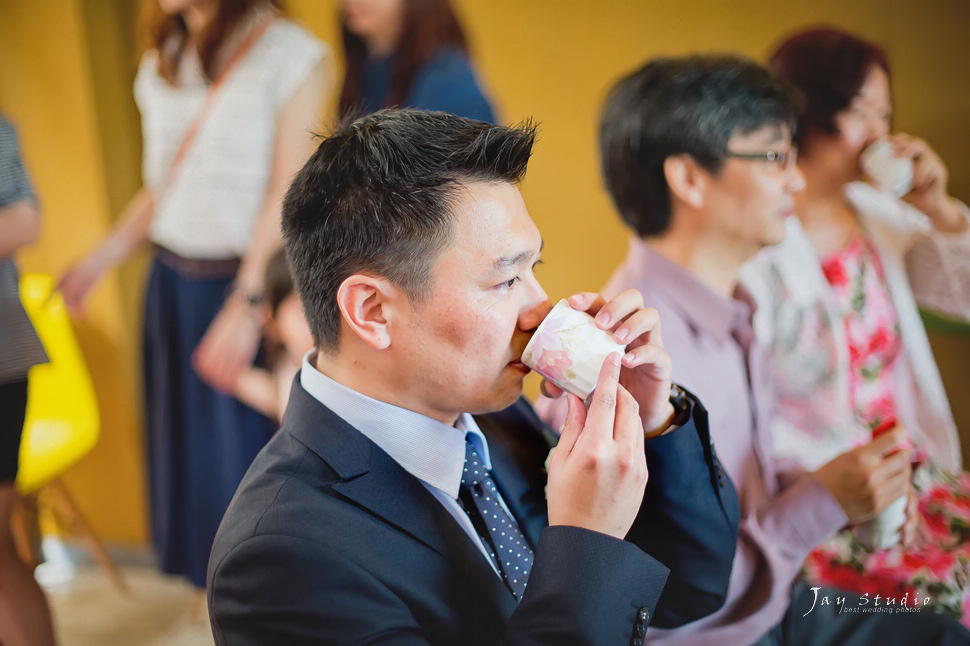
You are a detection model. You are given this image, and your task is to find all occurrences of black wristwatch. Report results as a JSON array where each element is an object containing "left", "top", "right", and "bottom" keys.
[
  {"left": 646, "top": 384, "right": 692, "bottom": 438},
  {"left": 668, "top": 383, "right": 692, "bottom": 426}
]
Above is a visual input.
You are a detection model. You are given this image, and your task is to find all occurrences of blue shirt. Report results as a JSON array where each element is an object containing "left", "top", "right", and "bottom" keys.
[
  {"left": 361, "top": 46, "right": 497, "bottom": 123},
  {"left": 300, "top": 352, "right": 508, "bottom": 574}
]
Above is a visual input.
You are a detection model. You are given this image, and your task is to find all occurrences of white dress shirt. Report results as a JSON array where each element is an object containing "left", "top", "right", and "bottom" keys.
[{"left": 300, "top": 352, "right": 509, "bottom": 575}]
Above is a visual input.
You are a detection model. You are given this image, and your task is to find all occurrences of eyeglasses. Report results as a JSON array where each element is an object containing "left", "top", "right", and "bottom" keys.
[{"left": 724, "top": 147, "right": 798, "bottom": 169}]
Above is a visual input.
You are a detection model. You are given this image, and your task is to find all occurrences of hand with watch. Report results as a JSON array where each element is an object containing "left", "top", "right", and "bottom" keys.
[
  {"left": 192, "top": 281, "right": 266, "bottom": 393},
  {"left": 645, "top": 384, "right": 692, "bottom": 439}
]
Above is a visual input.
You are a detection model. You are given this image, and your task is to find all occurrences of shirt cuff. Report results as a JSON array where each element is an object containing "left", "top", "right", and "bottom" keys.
[{"left": 762, "top": 471, "right": 848, "bottom": 557}]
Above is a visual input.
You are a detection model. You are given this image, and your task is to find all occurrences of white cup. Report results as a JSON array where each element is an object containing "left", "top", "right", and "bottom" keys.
[
  {"left": 520, "top": 299, "right": 626, "bottom": 400},
  {"left": 856, "top": 494, "right": 907, "bottom": 550},
  {"left": 860, "top": 139, "right": 913, "bottom": 198}
]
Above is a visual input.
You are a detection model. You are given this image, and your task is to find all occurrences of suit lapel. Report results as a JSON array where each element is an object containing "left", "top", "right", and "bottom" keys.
[{"left": 284, "top": 380, "right": 516, "bottom": 611}]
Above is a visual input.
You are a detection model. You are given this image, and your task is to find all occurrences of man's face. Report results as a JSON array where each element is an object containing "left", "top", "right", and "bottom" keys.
[
  {"left": 389, "top": 181, "right": 548, "bottom": 424},
  {"left": 705, "top": 124, "right": 805, "bottom": 253}
]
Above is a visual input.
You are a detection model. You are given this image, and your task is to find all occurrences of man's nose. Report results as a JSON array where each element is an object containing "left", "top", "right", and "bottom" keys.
[
  {"left": 787, "top": 163, "right": 806, "bottom": 193},
  {"left": 518, "top": 284, "right": 551, "bottom": 332}
]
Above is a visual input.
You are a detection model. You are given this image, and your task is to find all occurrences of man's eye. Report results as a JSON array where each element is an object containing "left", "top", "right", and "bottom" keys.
[{"left": 500, "top": 277, "right": 519, "bottom": 290}]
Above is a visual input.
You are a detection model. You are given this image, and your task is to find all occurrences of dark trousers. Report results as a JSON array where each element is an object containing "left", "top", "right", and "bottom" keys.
[
  {"left": 753, "top": 581, "right": 970, "bottom": 645},
  {"left": 0, "top": 379, "right": 28, "bottom": 483}
]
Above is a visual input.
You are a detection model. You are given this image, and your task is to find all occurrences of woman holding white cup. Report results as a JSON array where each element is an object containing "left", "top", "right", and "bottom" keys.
[{"left": 739, "top": 26, "right": 970, "bottom": 626}]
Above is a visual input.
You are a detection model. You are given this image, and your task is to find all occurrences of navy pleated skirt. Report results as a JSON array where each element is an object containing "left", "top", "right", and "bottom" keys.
[{"left": 143, "top": 254, "right": 274, "bottom": 588}]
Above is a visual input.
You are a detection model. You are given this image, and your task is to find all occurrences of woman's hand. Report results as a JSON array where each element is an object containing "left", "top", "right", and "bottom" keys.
[
  {"left": 893, "top": 134, "right": 968, "bottom": 233},
  {"left": 58, "top": 187, "right": 155, "bottom": 316},
  {"left": 813, "top": 426, "right": 912, "bottom": 523},
  {"left": 192, "top": 295, "right": 264, "bottom": 393},
  {"left": 901, "top": 486, "right": 926, "bottom": 548},
  {"left": 58, "top": 249, "right": 114, "bottom": 316}
]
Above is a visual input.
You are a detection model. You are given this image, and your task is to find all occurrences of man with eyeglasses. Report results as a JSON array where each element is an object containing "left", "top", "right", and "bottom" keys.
[{"left": 538, "top": 55, "right": 970, "bottom": 644}]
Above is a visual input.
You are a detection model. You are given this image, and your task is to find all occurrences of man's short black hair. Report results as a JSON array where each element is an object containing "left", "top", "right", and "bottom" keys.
[
  {"left": 600, "top": 55, "right": 798, "bottom": 238},
  {"left": 263, "top": 248, "right": 294, "bottom": 316},
  {"left": 282, "top": 109, "right": 537, "bottom": 352}
]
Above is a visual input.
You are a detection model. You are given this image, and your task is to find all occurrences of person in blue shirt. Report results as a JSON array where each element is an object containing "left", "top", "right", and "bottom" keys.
[{"left": 339, "top": 0, "right": 497, "bottom": 123}]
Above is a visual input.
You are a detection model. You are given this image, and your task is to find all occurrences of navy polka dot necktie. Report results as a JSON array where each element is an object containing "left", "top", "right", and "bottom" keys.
[{"left": 460, "top": 438, "right": 534, "bottom": 600}]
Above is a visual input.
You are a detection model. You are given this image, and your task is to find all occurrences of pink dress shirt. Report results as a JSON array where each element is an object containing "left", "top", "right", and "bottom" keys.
[{"left": 537, "top": 238, "right": 847, "bottom": 645}]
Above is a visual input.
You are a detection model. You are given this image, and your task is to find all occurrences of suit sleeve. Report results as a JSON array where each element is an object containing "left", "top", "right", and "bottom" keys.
[
  {"left": 209, "top": 529, "right": 668, "bottom": 646},
  {"left": 625, "top": 391, "right": 741, "bottom": 628},
  {"left": 534, "top": 390, "right": 741, "bottom": 627},
  {"left": 508, "top": 526, "right": 667, "bottom": 645},
  {"left": 209, "top": 534, "right": 427, "bottom": 646}
]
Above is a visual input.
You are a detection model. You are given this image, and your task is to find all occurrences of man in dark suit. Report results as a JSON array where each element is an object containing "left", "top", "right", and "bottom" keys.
[{"left": 207, "top": 109, "right": 740, "bottom": 645}]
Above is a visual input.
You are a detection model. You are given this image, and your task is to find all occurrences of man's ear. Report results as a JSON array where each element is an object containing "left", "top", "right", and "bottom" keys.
[
  {"left": 336, "top": 274, "right": 397, "bottom": 350},
  {"left": 663, "top": 154, "right": 707, "bottom": 210}
]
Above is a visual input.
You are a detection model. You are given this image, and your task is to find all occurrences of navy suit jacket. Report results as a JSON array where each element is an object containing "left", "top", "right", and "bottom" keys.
[{"left": 208, "top": 379, "right": 739, "bottom": 645}]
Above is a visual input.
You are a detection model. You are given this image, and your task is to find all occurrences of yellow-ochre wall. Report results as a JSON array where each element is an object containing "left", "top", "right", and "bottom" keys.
[
  {"left": 0, "top": 0, "right": 148, "bottom": 543},
  {"left": 1, "top": 0, "right": 968, "bottom": 544}
]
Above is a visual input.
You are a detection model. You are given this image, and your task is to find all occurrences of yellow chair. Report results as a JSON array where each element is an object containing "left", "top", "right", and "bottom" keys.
[
  {"left": 17, "top": 273, "right": 99, "bottom": 493},
  {"left": 13, "top": 272, "right": 126, "bottom": 592}
]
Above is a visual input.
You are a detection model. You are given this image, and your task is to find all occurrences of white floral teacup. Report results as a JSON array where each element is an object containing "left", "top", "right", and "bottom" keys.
[{"left": 521, "top": 299, "right": 626, "bottom": 400}]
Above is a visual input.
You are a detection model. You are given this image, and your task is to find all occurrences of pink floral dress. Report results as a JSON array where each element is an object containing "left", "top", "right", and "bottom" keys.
[{"left": 801, "top": 235, "right": 970, "bottom": 625}]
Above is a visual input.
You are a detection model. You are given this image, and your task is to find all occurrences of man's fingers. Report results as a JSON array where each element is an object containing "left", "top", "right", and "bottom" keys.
[
  {"left": 582, "top": 352, "right": 622, "bottom": 443},
  {"left": 566, "top": 292, "right": 604, "bottom": 316},
  {"left": 613, "top": 384, "right": 643, "bottom": 447},
  {"left": 539, "top": 379, "right": 565, "bottom": 399},
  {"left": 619, "top": 340, "right": 671, "bottom": 372},
  {"left": 611, "top": 305, "right": 662, "bottom": 348},
  {"left": 556, "top": 393, "right": 587, "bottom": 457},
  {"left": 564, "top": 289, "right": 661, "bottom": 350},
  {"left": 589, "top": 289, "right": 644, "bottom": 332}
]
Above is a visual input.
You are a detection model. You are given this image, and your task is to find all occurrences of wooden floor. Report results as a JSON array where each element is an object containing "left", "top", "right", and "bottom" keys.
[{"left": 39, "top": 542, "right": 214, "bottom": 646}]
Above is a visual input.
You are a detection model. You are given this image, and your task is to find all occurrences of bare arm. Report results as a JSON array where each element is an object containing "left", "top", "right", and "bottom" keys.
[
  {"left": 231, "top": 367, "right": 280, "bottom": 421},
  {"left": 234, "top": 57, "right": 334, "bottom": 298},
  {"left": 58, "top": 187, "right": 154, "bottom": 315},
  {"left": 0, "top": 198, "right": 40, "bottom": 258},
  {"left": 193, "top": 57, "right": 333, "bottom": 392}
]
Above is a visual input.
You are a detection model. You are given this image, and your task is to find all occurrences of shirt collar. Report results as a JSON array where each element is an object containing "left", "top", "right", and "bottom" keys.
[
  {"left": 299, "top": 351, "right": 491, "bottom": 499},
  {"left": 626, "top": 237, "right": 753, "bottom": 345}
]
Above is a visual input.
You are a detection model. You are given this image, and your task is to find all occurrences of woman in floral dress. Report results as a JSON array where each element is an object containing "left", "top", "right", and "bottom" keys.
[{"left": 740, "top": 26, "right": 970, "bottom": 624}]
